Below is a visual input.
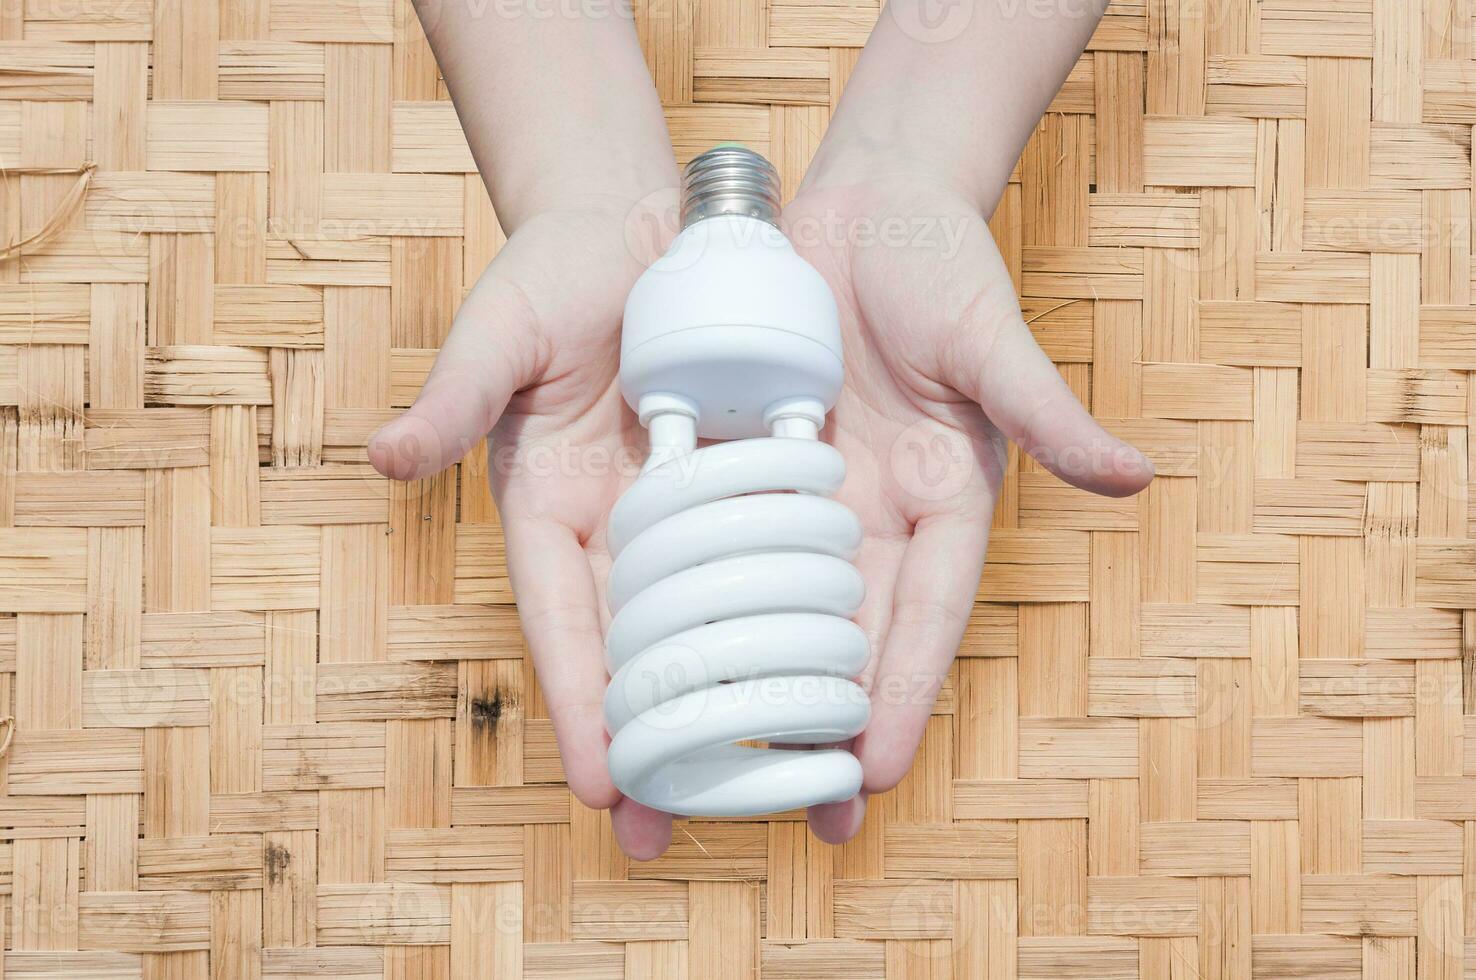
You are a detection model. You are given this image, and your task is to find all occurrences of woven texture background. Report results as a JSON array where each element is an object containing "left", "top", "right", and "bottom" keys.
[{"left": 0, "top": 0, "right": 1474, "bottom": 977}]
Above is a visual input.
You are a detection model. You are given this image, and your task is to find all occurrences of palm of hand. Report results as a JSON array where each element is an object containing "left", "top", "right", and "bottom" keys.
[
  {"left": 787, "top": 178, "right": 1013, "bottom": 536},
  {"left": 778, "top": 176, "right": 1152, "bottom": 839},
  {"left": 471, "top": 206, "right": 654, "bottom": 835},
  {"left": 774, "top": 180, "right": 1012, "bottom": 837},
  {"left": 372, "top": 202, "right": 669, "bottom": 852}
]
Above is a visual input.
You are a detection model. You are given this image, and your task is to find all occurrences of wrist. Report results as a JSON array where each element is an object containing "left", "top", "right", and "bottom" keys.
[
  {"left": 802, "top": 0, "right": 1105, "bottom": 218},
  {"left": 801, "top": 130, "right": 1006, "bottom": 215},
  {"left": 484, "top": 143, "right": 680, "bottom": 237}
]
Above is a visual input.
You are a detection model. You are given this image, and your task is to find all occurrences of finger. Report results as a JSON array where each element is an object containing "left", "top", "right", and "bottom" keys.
[
  {"left": 853, "top": 513, "right": 988, "bottom": 794},
  {"left": 770, "top": 733, "right": 860, "bottom": 843},
  {"left": 953, "top": 315, "right": 1153, "bottom": 497},
  {"left": 849, "top": 533, "right": 907, "bottom": 686},
  {"left": 505, "top": 517, "right": 620, "bottom": 811},
  {"left": 808, "top": 793, "right": 867, "bottom": 845},
  {"left": 612, "top": 798, "right": 673, "bottom": 860},
  {"left": 799, "top": 534, "right": 897, "bottom": 844},
  {"left": 367, "top": 275, "right": 543, "bottom": 481}
]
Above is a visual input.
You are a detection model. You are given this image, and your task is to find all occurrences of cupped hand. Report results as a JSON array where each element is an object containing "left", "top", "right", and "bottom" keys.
[
  {"left": 779, "top": 174, "right": 1154, "bottom": 843},
  {"left": 367, "top": 193, "right": 680, "bottom": 859}
]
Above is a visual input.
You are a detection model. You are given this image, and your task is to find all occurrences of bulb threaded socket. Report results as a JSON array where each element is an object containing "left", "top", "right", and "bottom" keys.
[{"left": 681, "top": 145, "right": 781, "bottom": 229}]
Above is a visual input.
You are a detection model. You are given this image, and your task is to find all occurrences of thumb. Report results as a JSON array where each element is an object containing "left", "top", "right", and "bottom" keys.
[
  {"left": 368, "top": 278, "right": 543, "bottom": 481},
  {"left": 949, "top": 297, "right": 1153, "bottom": 497}
]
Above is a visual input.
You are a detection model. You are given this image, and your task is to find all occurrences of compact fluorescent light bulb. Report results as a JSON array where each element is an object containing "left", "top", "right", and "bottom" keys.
[{"left": 603, "top": 146, "right": 871, "bottom": 817}]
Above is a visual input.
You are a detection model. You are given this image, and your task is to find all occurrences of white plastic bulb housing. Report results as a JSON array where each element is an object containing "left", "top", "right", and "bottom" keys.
[{"left": 620, "top": 213, "right": 843, "bottom": 438}]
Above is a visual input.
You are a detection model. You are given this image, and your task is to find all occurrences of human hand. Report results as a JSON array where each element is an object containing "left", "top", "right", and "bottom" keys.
[
  {"left": 368, "top": 193, "right": 683, "bottom": 858},
  {"left": 778, "top": 174, "right": 1154, "bottom": 843}
]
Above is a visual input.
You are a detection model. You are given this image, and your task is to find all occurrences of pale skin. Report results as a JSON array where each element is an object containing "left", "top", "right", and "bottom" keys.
[{"left": 373, "top": 0, "right": 1151, "bottom": 857}]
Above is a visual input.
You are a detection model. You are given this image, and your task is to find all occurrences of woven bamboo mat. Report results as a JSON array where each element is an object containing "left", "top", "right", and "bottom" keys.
[{"left": 0, "top": 0, "right": 1472, "bottom": 977}]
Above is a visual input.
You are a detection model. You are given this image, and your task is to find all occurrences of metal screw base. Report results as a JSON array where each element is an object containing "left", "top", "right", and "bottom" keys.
[{"left": 680, "top": 145, "right": 781, "bottom": 229}]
